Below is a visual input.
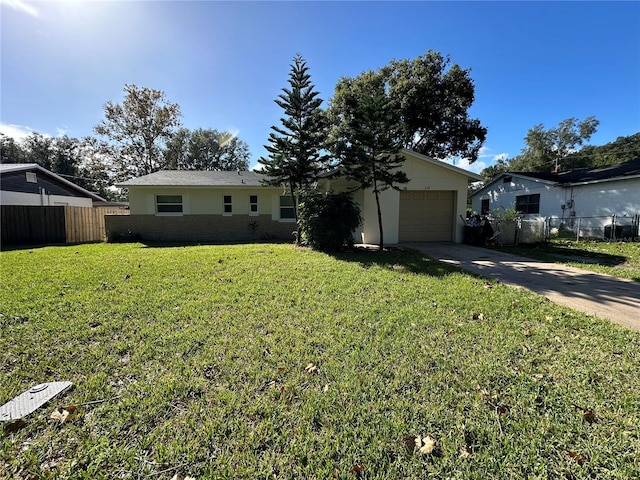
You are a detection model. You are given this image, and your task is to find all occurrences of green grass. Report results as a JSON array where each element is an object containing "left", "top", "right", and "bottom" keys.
[
  {"left": 496, "top": 239, "right": 640, "bottom": 281},
  {"left": 1, "top": 243, "right": 639, "bottom": 479}
]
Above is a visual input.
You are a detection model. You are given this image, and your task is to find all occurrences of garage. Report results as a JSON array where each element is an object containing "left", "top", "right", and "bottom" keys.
[{"left": 398, "top": 190, "right": 455, "bottom": 242}]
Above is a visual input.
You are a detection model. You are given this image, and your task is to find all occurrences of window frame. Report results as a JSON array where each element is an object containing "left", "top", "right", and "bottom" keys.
[
  {"left": 481, "top": 199, "right": 490, "bottom": 215},
  {"left": 515, "top": 193, "right": 540, "bottom": 215},
  {"left": 156, "top": 194, "right": 183, "bottom": 215},
  {"left": 279, "top": 195, "right": 296, "bottom": 221},
  {"left": 223, "top": 194, "right": 232, "bottom": 215},
  {"left": 249, "top": 194, "right": 258, "bottom": 216},
  {"left": 26, "top": 172, "right": 37, "bottom": 183}
]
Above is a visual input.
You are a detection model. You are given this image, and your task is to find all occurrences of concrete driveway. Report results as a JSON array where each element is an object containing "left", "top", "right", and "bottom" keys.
[{"left": 402, "top": 242, "right": 640, "bottom": 331}]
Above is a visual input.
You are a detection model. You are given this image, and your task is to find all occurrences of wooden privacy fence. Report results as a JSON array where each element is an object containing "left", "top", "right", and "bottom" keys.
[{"left": 1, "top": 205, "right": 129, "bottom": 246}]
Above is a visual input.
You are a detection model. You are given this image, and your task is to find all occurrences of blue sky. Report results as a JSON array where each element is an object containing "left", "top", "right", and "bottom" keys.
[{"left": 1, "top": 1, "right": 639, "bottom": 173}]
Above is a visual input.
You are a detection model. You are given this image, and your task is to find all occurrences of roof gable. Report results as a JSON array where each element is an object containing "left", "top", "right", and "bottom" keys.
[
  {"left": 0, "top": 164, "right": 106, "bottom": 202},
  {"left": 514, "top": 158, "right": 640, "bottom": 184},
  {"left": 472, "top": 158, "right": 640, "bottom": 198},
  {"left": 399, "top": 149, "right": 483, "bottom": 181}
]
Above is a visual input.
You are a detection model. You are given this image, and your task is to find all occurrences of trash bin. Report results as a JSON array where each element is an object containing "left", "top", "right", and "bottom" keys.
[{"left": 464, "top": 226, "right": 484, "bottom": 245}]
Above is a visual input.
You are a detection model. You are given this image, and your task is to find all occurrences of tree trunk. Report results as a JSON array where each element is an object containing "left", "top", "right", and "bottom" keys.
[
  {"left": 289, "top": 181, "right": 300, "bottom": 245},
  {"left": 373, "top": 176, "right": 384, "bottom": 251}
]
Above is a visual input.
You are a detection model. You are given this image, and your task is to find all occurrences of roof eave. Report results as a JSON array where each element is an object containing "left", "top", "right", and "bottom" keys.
[
  {"left": 1, "top": 164, "right": 106, "bottom": 202},
  {"left": 399, "top": 148, "right": 483, "bottom": 181},
  {"left": 563, "top": 174, "right": 640, "bottom": 187},
  {"left": 470, "top": 172, "right": 557, "bottom": 198}
]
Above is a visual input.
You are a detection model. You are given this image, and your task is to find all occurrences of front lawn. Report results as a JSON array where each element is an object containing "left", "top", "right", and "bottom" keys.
[
  {"left": 497, "top": 239, "right": 640, "bottom": 281},
  {"left": 1, "top": 243, "right": 639, "bottom": 479}
]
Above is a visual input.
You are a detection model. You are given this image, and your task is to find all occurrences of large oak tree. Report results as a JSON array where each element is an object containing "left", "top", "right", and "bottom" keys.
[
  {"left": 94, "top": 84, "right": 181, "bottom": 180},
  {"left": 328, "top": 51, "right": 486, "bottom": 249},
  {"left": 164, "top": 128, "right": 250, "bottom": 171}
]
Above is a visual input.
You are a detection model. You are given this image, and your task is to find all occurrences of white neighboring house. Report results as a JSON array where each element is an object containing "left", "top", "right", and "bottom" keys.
[
  {"left": 471, "top": 159, "right": 640, "bottom": 224},
  {"left": 0, "top": 164, "right": 105, "bottom": 207}
]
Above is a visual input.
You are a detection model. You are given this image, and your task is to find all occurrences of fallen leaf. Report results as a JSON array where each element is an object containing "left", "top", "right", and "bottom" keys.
[
  {"left": 567, "top": 450, "right": 585, "bottom": 465},
  {"left": 170, "top": 475, "right": 197, "bottom": 480},
  {"left": 582, "top": 409, "right": 596, "bottom": 424},
  {"left": 349, "top": 462, "right": 364, "bottom": 473},
  {"left": 459, "top": 445, "right": 472, "bottom": 458},
  {"left": 417, "top": 435, "right": 436, "bottom": 455},
  {"left": 332, "top": 467, "right": 340, "bottom": 478},
  {"left": 304, "top": 363, "right": 318, "bottom": 374},
  {"left": 483, "top": 283, "right": 493, "bottom": 289},
  {"left": 322, "top": 384, "right": 329, "bottom": 393},
  {"left": 50, "top": 404, "right": 78, "bottom": 424},
  {"left": 496, "top": 405, "right": 508, "bottom": 416},
  {"left": 277, "top": 367, "right": 285, "bottom": 372},
  {"left": 573, "top": 404, "right": 596, "bottom": 423}
]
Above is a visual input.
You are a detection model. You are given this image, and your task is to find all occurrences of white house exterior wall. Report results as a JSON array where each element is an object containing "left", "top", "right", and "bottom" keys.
[
  {"left": 472, "top": 176, "right": 640, "bottom": 220},
  {"left": 571, "top": 178, "right": 640, "bottom": 217},
  {"left": 0, "top": 190, "right": 93, "bottom": 208},
  {"left": 472, "top": 177, "right": 565, "bottom": 218}
]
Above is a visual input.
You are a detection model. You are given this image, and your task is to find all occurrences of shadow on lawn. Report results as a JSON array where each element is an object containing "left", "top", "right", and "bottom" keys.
[
  {"left": 501, "top": 244, "right": 628, "bottom": 267},
  {"left": 333, "top": 245, "right": 461, "bottom": 278}
]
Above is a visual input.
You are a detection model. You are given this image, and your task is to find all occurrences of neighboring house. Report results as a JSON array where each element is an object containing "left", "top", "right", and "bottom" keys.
[
  {"left": 0, "top": 164, "right": 106, "bottom": 207},
  {"left": 471, "top": 159, "right": 640, "bottom": 224},
  {"left": 107, "top": 149, "right": 481, "bottom": 244}
]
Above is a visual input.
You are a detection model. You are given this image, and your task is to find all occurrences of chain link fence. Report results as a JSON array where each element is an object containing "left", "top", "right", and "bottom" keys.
[
  {"left": 470, "top": 214, "right": 640, "bottom": 246},
  {"left": 548, "top": 214, "right": 640, "bottom": 241}
]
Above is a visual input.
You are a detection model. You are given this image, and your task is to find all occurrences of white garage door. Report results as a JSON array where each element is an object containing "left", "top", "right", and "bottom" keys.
[{"left": 399, "top": 190, "right": 455, "bottom": 242}]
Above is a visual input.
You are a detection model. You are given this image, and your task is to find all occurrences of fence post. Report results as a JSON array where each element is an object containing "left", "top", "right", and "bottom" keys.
[{"left": 576, "top": 217, "right": 581, "bottom": 242}]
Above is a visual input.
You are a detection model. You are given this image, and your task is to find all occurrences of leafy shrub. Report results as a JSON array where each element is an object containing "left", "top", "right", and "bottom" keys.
[{"left": 298, "top": 191, "right": 362, "bottom": 252}]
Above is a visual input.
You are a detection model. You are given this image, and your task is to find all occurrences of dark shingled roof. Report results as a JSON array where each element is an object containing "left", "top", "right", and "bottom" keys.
[
  {"left": 514, "top": 158, "right": 640, "bottom": 185},
  {"left": 119, "top": 170, "right": 268, "bottom": 187}
]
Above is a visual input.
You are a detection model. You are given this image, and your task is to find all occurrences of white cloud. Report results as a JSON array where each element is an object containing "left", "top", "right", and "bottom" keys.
[
  {"left": 478, "top": 146, "right": 493, "bottom": 158},
  {"left": 459, "top": 158, "right": 487, "bottom": 174},
  {"left": 1, "top": 0, "right": 38, "bottom": 17},
  {"left": 0, "top": 123, "right": 39, "bottom": 141},
  {"left": 493, "top": 152, "right": 509, "bottom": 162},
  {"left": 441, "top": 156, "right": 487, "bottom": 174}
]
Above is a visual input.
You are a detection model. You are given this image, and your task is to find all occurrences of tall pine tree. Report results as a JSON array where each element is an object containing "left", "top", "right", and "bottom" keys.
[{"left": 258, "top": 54, "right": 329, "bottom": 243}]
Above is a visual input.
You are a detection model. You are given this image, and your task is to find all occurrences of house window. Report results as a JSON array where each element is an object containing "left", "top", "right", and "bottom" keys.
[
  {"left": 515, "top": 194, "right": 540, "bottom": 214},
  {"left": 481, "top": 199, "right": 490, "bottom": 215},
  {"left": 156, "top": 195, "right": 183, "bottom": 214},
  {"left": 26, "top": 172, "right": 37, "bottom": 183},
  {"left": 249, "top": 195, "right": 258, "bottom": 215},
  {"left": 223, "top": 195, "right": 232, "bottom": 215},
  {"left": 279, "top": 195, "right": 295, "bottom": 220}
]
